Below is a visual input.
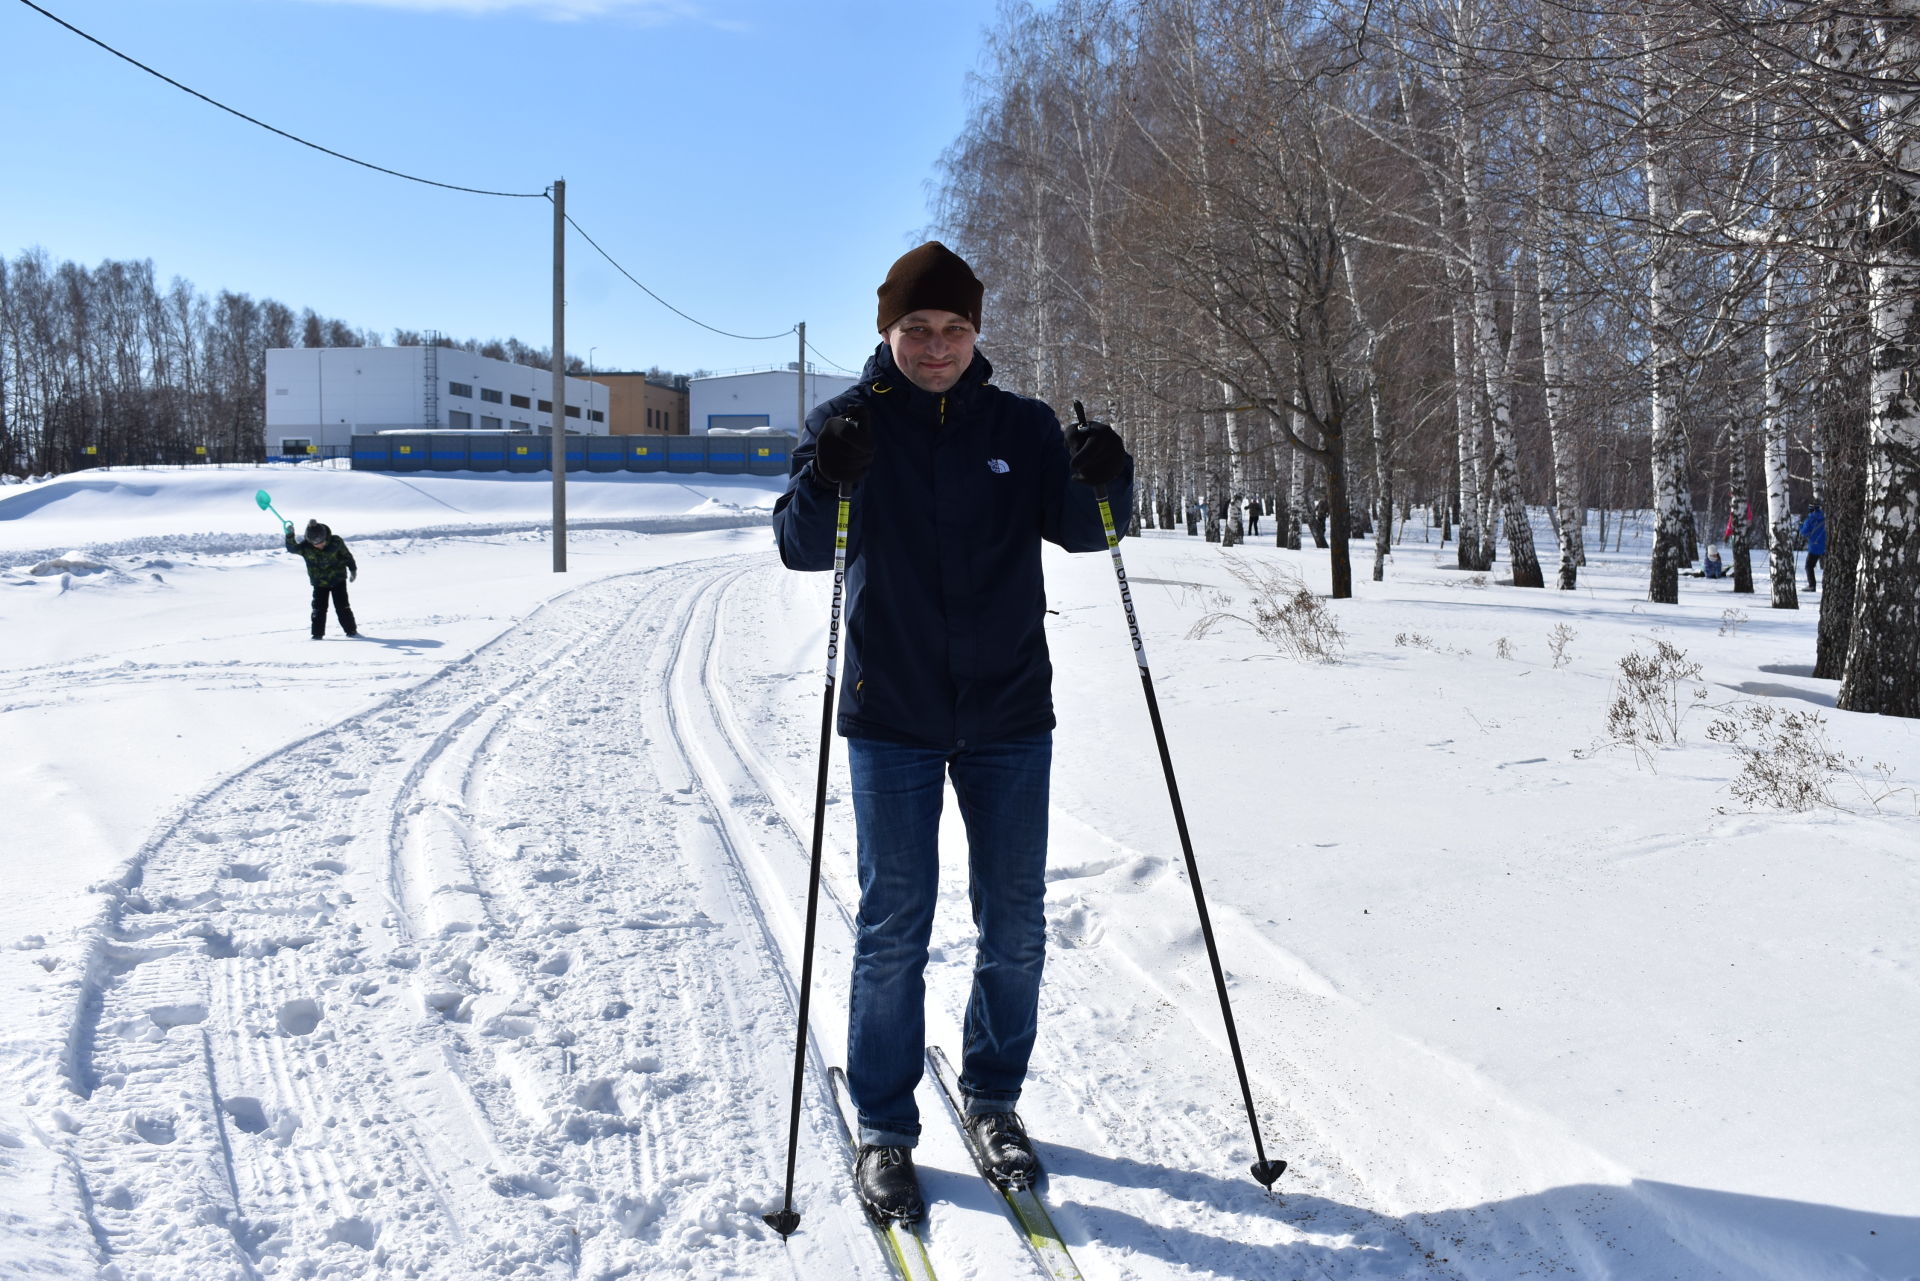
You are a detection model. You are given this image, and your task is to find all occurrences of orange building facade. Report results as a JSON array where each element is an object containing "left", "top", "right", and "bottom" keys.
[{"left": 584, "top": 373, "right": 690, "bottom": 436}]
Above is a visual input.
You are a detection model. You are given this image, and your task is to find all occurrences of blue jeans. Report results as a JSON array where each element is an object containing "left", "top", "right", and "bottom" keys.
[{"left": 844, "top": 733, "right": 1052, "bottom": 1148}]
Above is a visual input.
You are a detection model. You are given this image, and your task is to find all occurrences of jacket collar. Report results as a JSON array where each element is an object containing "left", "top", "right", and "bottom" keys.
[{"left": 858, "top": 342, "right": 993, "bottom": 415}]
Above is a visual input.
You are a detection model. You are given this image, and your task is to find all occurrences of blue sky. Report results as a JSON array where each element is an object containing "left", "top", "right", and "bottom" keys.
[{"left": 1, "top": 0, "right": 1002, "bottom": 377}]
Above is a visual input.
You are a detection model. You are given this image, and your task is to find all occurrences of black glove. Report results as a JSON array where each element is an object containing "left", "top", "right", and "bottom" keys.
[
  {"left": 349, "top": 569, "right": 357, "bottom": 582},
  {"left": 1066, "top": 420, "right": 1128, "bottom": 486},
  {"left": 812, "top": 409, "right": 874, "bottom": 488}
]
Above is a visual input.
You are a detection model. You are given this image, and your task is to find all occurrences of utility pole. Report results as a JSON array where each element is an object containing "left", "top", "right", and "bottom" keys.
[
  {"left": 795, "top": 321, "right": 806, "bottom": 438},
  {"left": 551, "top": 179, "right": 567, "bottom": 572}
]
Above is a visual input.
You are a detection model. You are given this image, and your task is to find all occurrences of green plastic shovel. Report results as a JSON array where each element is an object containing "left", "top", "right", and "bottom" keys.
[{"left": 255, "top": 488, "right": 290, "bottom": 530}]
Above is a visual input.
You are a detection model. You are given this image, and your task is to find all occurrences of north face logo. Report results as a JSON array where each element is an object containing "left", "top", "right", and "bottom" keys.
[{"left": 987, "top": 458, "right": 1010, "bottom": 474}]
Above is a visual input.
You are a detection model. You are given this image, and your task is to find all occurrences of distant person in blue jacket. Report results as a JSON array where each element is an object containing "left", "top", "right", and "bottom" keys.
[
  {"left": 1800, "top": 502, "right": 1827, "bottom": 591},
  {"left": 772, "top": 242, "right": 1132, "bottom": 1224}
]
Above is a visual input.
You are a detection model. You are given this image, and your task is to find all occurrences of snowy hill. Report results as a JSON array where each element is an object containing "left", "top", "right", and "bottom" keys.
[{"left": 0, "top": 465, "right": 1914, "bottom": 1280}]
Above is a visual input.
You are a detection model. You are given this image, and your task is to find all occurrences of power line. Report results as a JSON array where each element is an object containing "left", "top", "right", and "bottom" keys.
[
  {"left": 20, "top": 0, "right": 840, "bottom": 359},
  {"left": 562, "top": 212, "right": 797, "bottom": 343},
  {"left": 15, "top": 0, "right": 546, "bottom": 199},
  {"left": 804, "top": 337, "right": 861, "bottom": 376}
]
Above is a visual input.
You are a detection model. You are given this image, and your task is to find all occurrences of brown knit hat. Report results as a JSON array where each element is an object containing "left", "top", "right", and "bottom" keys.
[{"left": 875, "top": 241, "right": 983, "bottom": 333}]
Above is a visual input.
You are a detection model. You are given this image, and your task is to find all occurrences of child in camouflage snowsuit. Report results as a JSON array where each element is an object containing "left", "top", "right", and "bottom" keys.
[{"left": 284, "top": 519, "right": 359, "bottom": 639}]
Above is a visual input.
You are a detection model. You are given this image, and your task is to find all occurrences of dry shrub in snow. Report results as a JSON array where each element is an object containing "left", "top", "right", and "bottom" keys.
[
  {"left": 1547, "top": 623, "right": 1576, "bottom": 668},
  {"left": 1719, "top": 609, "right": 1749, "bottom": 637},
  {"left": 1587, "top": 640, "right": 1708, "bottom": 770},
  {"left": 1707, "top": 705, "right": 1850, "bottom": 810},
  {"left": 1187, "top": 555, "right": 1345, "bottom": 662},
  {"left": 1707, "top": 707, "right": 1917, "bottom": 814}
]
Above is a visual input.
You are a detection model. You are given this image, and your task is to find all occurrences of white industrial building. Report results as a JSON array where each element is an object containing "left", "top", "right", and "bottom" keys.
[
  {"left": 688, "top": 366, "right": 858, "bottom": 436},
  {"left": 265, "top": 346, "right": 611, "bottom": 457}
]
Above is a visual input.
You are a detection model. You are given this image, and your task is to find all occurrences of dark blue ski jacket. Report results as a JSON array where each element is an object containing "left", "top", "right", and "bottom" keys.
[
  {"left": 1799, "top": 506, "right": 1827, "bottom": 556},
  {"left": 772, "top": 344, "right": 1133, "bottom": 750}
]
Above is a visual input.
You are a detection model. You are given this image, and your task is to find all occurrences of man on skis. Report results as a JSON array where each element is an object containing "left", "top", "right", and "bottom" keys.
[{"left": 771, "top": 241, "right": 1133, "bottom": 1223}]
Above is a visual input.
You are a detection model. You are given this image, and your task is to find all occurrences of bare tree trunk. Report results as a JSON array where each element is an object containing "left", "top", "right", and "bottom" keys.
[
  {"left": 1286, "top": 400, "right": 1306, "bottom": 550},
  {"left": 1462, "top": 136, "right": 1544, "bottom": 586},
  {"left": 1762, "top": 236, "right": 1800, "bottom": 609},
  {"left": 1839, "top": 2, "right": 1920, "bottom": 717},
  {"left": 1729, "top": 420, "right": 1755, "bottom": 594},
  {"left": 1450, "top": 296, "right": 1485, "bottom": 569},
  {"left": 1535, "top": 245, "right": 1580, "bottom": 589},
  {"left": 1645, "top": 42, "right": 1687, "bottom": 605}
]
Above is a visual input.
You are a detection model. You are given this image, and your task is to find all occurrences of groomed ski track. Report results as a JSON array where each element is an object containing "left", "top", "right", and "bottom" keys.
[{"left": 43, "top": 546, "right": 1681, "bottom": 1281}]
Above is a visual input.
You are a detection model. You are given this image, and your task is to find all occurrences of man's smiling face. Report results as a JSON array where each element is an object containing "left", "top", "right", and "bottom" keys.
[{"left": 884, "top": 310, "right": 977, "bottom": 394}]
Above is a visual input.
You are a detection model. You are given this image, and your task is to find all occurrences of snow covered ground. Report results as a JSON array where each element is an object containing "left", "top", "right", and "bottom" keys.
[{"left": 1, "top": 463, "right": 1914, "bottom": 1281}]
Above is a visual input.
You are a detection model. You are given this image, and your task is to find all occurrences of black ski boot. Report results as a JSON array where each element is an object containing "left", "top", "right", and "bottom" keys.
[
  {"left": 854, "top": 1145, "right": 925, "bottom": 1224},
  {"left": 965, "top": 1111, "right": 1038, "bottom": 1189}
]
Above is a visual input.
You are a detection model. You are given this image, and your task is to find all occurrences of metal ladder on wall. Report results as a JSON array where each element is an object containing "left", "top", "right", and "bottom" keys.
[{"left": 422, "top": 331, "right": 440, "bottom": 427}]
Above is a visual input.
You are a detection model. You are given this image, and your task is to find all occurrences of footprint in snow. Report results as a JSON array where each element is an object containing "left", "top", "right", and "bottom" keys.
[
  {"left": 131, "top": 1113, "right": 176, "bottom": 1145},
  {"left": 147, "top": 1001, "right": 208, "bottom": 1030},
  {"left": 324, "top": 1217, "right": 379, "bottom": 1250}
]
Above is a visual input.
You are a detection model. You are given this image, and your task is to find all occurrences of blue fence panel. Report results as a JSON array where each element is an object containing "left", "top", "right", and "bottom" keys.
[
  {"left": 351, "top": 436, "right": 392, "bottom": 470},
  {"left": 667, "top": 437, "right": 708, "bottom": 474},
  {"left": 387, "top": 434, "right": 430, "bottom": 472},
  {"left": 467, "top": 438, "right": 507, "bottom": 471},
  {"left": 428, "top": 435, "right": 470, "bottom": 472},
  {"left": 586, "top": 438, "right": 625, "bottom": 473},
  {"left": 623, "top": 437, "right": 667, "bottom": 473},
  {"left": 705, "top": 441, "right": 747, "bottom": 475},
  {"left": 346, "top": 432, "right": 797, "bottom": 478},
  {"left": 745, "top": 438, "right": 792, "bottom": 476},
  {"left": 505, "top": 437, "right": 548, "bottom": 473}
]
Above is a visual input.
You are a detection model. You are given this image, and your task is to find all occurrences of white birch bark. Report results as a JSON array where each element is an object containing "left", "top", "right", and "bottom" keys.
[
  {"left": 1840, "top": 2, "right": 1920, "bottom": 717},
  {"left": 1534, "top": 244, "right": 1581, "bottom": 589},
  {"left": 1644, "top": 35, "right": 1688, "bottom": 604},
  {"left": 1461, "top": 129, "right": 1544, "bottom": 586},
  {"left": 1450, "top": 294, "right": 1485, "bottom": 569},
  {"left": 1761, "top": 235, "right": 1800, "bottom": 609},
  {"left": 1286, "top": 400, "right": 1307, "bottom": 551}
]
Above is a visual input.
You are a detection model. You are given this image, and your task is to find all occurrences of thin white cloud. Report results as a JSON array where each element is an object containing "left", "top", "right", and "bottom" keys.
[{"left": 293, "top": 0, "right": 724, "bottom": 24}]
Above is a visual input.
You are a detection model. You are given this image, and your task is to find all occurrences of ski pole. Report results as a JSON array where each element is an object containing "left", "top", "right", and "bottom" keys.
[
  {"left": 254, "top": 488, "right": 290, "bottom": 530},
  {"left": 764, "top": 477, "right": 854, "bottom": 1239},
  {"left": 1076, "top": 400, "right": 1287, "bottom": 1190}
]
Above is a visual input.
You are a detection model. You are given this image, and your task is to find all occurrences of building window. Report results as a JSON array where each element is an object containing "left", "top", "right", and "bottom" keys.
[
  {"left": 449, "top": 410, "right": 473, "bottom": 428},
  {"left": 565, "top": 404, "right": 581, "bottom": 418},
  {"left": 280, "top": 438, "right": 311, "bottom": 456},
  {"left": 646, "top": 407, "right": 655, "bottom": 429},
  {"left": 481, "top": 416, "right": 502, "bottom": 429},
  {"left": 538, "top": 399, "right": 552, "bottom": 413},
  {"left": 510, "top": 394, "right": 531, "bottom": 409},
  {"left": 511, "top": 420, "right": 530, "bottom": 431},
  {"left": 449, "top": 381, "right": 473, "bottom": 398},
  {"left": 480, "top": 388, "right": 503, "bottom": 404},
  {"left": 589, "top": 409, "right": 604, "bottom": 423}
]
